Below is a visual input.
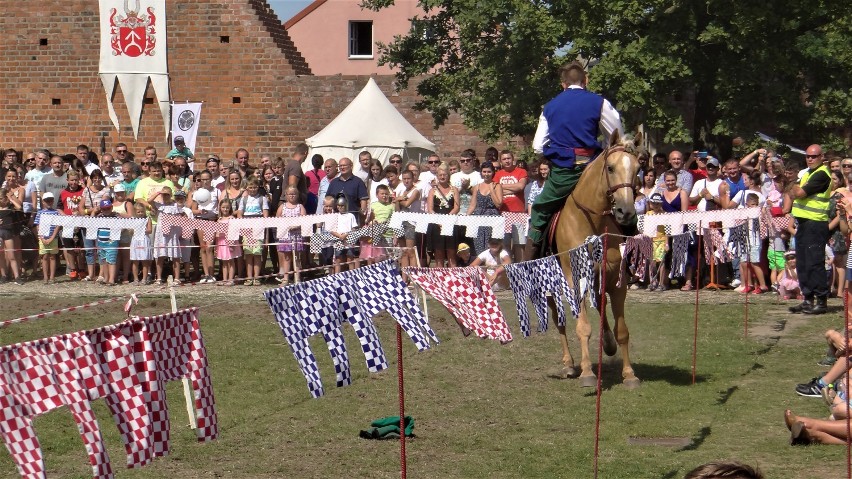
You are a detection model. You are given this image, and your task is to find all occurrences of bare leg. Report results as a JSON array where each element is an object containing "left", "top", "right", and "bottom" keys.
[{"left": 445, "top": 249, "right": 457, "bottom": 267}]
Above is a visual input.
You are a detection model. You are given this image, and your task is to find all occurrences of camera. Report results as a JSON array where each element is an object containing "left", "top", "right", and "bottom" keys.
[{"left": 698, "top": 151, "right": 708, "bottom": 158}]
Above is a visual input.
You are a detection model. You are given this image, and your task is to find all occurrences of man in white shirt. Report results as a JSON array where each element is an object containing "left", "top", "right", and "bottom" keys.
[
  {"left": 77, "top": 144, "right": 100, "bottom": 175},
  {"left": 528, "top": 61, "right": 622, "bottom": 254},
  {"left": 206, "top": 157, "right": 226, "bottom": 188},
  {"left": 450, "top": 151, "right": 482, "bottom": 215},
  {"left": 354, "top": 151, "right": 372, "bottom": 181},
  {"left": 418, "top": 154, "right": 441, "bottom": 208},
  {"left": 24, "top": 149, "right": 51, "bottom": 186},
  {"left": 688, "top": 157, "right": 728, "bottom": 211}
]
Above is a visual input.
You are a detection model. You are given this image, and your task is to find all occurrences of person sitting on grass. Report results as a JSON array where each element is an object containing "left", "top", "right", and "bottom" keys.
[
  {"left": 785, "top": 408, "right": 852, "bottom": 445},
  {"left": 470, "top": 238, "right": 511, "bottom": 291},
  {"left": 794, "top": 347, "right": 852, "bottom": 401}
]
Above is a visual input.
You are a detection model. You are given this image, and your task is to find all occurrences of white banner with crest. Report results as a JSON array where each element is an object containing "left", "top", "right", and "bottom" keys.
[{"left": 98, "top": 0, "right": 170, "bottom": 139}]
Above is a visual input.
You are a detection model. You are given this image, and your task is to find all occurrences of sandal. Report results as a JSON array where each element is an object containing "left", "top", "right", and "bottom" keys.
[{"left": 680, "top": 283, "right": 693, "bottom": 291}]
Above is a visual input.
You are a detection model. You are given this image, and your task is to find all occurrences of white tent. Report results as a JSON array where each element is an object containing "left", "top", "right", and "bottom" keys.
[{"left": 304, "top": 78, "right": 436, "bottom": 172}]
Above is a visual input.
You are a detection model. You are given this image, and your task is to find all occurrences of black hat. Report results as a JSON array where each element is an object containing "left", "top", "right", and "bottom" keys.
[{"left": 174, "top": 136, "right": 185, "bottom": 145}]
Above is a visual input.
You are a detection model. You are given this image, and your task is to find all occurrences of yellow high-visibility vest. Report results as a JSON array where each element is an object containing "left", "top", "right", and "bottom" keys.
[{"left": 792, "top": 165, "right": 831, "bottom": 221}]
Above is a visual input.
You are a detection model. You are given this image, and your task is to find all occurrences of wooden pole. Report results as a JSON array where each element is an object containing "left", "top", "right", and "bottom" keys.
[{"left": 169, "top": 275, "right": 198, "bottom": 429}]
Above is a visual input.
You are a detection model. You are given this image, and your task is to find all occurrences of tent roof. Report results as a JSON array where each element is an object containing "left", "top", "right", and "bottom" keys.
[{"left": 306, "top": 78, "right": 436, "bottom": 151}]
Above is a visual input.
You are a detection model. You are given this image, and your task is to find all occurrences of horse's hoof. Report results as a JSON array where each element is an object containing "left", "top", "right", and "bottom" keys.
[
  {"left": 602, "top": 330, "right": 617, "bottom": 356},
  {"left": 623, "top": 377, "right": 641, "bottom": 390},
  {"left": 561, "top": 366, "right": 580, "bottom": 379},
  {"left": 580, "top": 375, "right": 597, "bottom": 388}
]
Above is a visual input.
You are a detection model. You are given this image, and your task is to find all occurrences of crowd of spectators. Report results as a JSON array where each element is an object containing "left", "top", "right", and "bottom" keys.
[{"left": 0, "top": 140, "right": 849, "bottom": 301}]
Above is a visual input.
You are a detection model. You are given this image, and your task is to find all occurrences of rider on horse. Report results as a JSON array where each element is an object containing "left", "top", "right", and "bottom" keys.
[{"left": 528, "top": 61, "right": 623, "bottom": 259}]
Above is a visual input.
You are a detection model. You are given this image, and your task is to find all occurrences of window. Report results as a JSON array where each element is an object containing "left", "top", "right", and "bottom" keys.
[{"left": 349, "top": 21, "right": 373, "bottom": 58}]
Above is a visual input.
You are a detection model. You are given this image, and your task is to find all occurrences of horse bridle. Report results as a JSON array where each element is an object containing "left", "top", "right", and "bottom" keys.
[{"left": 572, "top": 145, "right": 634, "bottom": 217}]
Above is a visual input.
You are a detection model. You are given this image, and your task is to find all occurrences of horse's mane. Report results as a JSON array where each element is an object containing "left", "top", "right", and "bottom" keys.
[{"left": 612, "top": 133, "right": 645, "bottom": 157}]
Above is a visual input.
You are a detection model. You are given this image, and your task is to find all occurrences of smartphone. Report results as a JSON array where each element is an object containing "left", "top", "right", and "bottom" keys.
[{"left": 698, "top": 151, "right": 708, "bottom": 158}]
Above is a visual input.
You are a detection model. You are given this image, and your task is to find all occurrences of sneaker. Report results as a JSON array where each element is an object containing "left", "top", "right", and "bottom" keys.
[
  {"left": 14, "top": 278, "right": 25, "bottom": 286},
  {"left": 81, "top": 276, "right": 92, "bottom": 282},
  {"left": 771, "top": 283, "right": 779, "bottom": 293},
  {"left": 245, "top": 279, "right": 254, "bottom": 286},
  {"left": 199, "top": 276, "right": 210, "bottom": 284},
  {"left": 629, "top": 284, "right": 640, "bottom": 290},
  {"left": 730, "top": 278, "right": 742, "bottom": 288},
  {"left": 69, "top": 270, "right": 78, "bottom": 280},
  {"left": 96, "top": 276, "right": 105, "bottom": 284},
  {"left": 818, "top": 356, "right": 837, "bottom": 367},
  {"left": 795, "top": 378, "right": 824, "bottom": 397},
  {"left": 752, "top": 287, "right": 764, "bottom": 295}
]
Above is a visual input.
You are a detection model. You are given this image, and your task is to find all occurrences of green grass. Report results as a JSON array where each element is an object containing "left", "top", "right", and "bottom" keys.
[{"left": 0, "top": 293, "right": 844, "bottom": 478}]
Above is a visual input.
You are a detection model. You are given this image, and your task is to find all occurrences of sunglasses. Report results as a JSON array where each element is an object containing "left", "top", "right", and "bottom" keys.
[
  {"left": 141, "top": 162, "right": 150, "bottom": 166},
  {"left": 116, "top": 150, "right": 128, "bottom": 153},
  {"left": 459, "top": 159, "right": 472, "bottom": 163},
  {"left": 842, "top": 165, "right": 852, "bottom": 169},
  {"left": 806, "top": 154, "right": 822, "bottom": 158},
  {"left": 428, "top": 161, "right": 440, "bottom": 165},
  {"left": 389, "top": 160, "right": 401, "bottom": 164}
]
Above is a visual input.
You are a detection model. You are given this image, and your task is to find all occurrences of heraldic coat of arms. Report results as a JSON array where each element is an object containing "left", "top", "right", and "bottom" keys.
[{"left": 109, "top": 0, "right": 157, "bottom": 57}]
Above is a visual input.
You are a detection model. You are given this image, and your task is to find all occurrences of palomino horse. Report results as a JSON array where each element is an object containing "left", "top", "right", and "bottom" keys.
[{"left": 552, "top": 131, "right": 642, "bottom": 389}]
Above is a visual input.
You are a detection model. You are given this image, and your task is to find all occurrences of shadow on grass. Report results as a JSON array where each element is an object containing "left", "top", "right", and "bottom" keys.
[
  {"left": 659, "top": 471, "right": 679, "bottom": 479},
  {"left": 717, "top": 386, "right": 737, "bottom": 404},
  {"left": 677, "top": 426, "right": 711, "bottom": 451},
  {"left": 568, "top": 361, "right": 706, "bottom": 392}
]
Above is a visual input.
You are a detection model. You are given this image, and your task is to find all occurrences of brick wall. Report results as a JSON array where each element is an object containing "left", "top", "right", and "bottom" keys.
[{"left": 0, "top": 0, "right": 509, "bottom": 163}]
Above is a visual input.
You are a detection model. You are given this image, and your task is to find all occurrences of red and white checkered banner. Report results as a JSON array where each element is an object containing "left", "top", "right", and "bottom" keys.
[{"left": 404, "top": 266, "right": 512, "bottom": 343}]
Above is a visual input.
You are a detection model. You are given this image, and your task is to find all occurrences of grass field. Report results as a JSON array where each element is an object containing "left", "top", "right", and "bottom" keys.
[{"left": 0, "top": 290, "right": 846, "bottom": 478}]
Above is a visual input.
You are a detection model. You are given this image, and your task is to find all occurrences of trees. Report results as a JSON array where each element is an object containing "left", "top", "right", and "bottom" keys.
[{"left": 365, "top": 0, "right": 850, "bottom": 154}]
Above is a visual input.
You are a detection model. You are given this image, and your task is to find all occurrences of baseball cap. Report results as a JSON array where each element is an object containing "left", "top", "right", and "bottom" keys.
[
  {"left": 457, "top": 243, "right": 470, "bottom": 253},
  {"left": 174, "top": 190, "right": 187, "bottom": 198},
  {"left": 648, "top": 192, "right": 663, "bottom": 203},
  {"left": 174, "top": 136, "right": 185, "bottom": 145},
  {"left": 99, "top": 199, "right": 113, "bottom": 209},
  {"left": 42, "top": 192, "right": 55, "bottom": 201},
  {"left": 706, "top": 157, "right": 720, "bottom": 168},
  {"left": 784, "top": 250, "right": 796, "bottom": 258},
  {"left": 113, "top": 184, "right": 126, "bottom": 193}
]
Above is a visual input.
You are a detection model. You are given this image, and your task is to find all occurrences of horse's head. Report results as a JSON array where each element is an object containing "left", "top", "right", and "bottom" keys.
[{"left": 602, "top": 131, "right": 643, "bottom": 225}]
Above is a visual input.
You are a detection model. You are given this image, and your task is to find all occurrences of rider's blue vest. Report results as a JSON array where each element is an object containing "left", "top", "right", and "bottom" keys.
[{"left": 542, "top": 88, "right": 604, "bottom": 169}]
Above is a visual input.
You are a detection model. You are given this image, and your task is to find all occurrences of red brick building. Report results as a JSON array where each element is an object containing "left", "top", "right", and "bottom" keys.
[{"left": 0, "top": 0, "right": 502, "bottom": 162}]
